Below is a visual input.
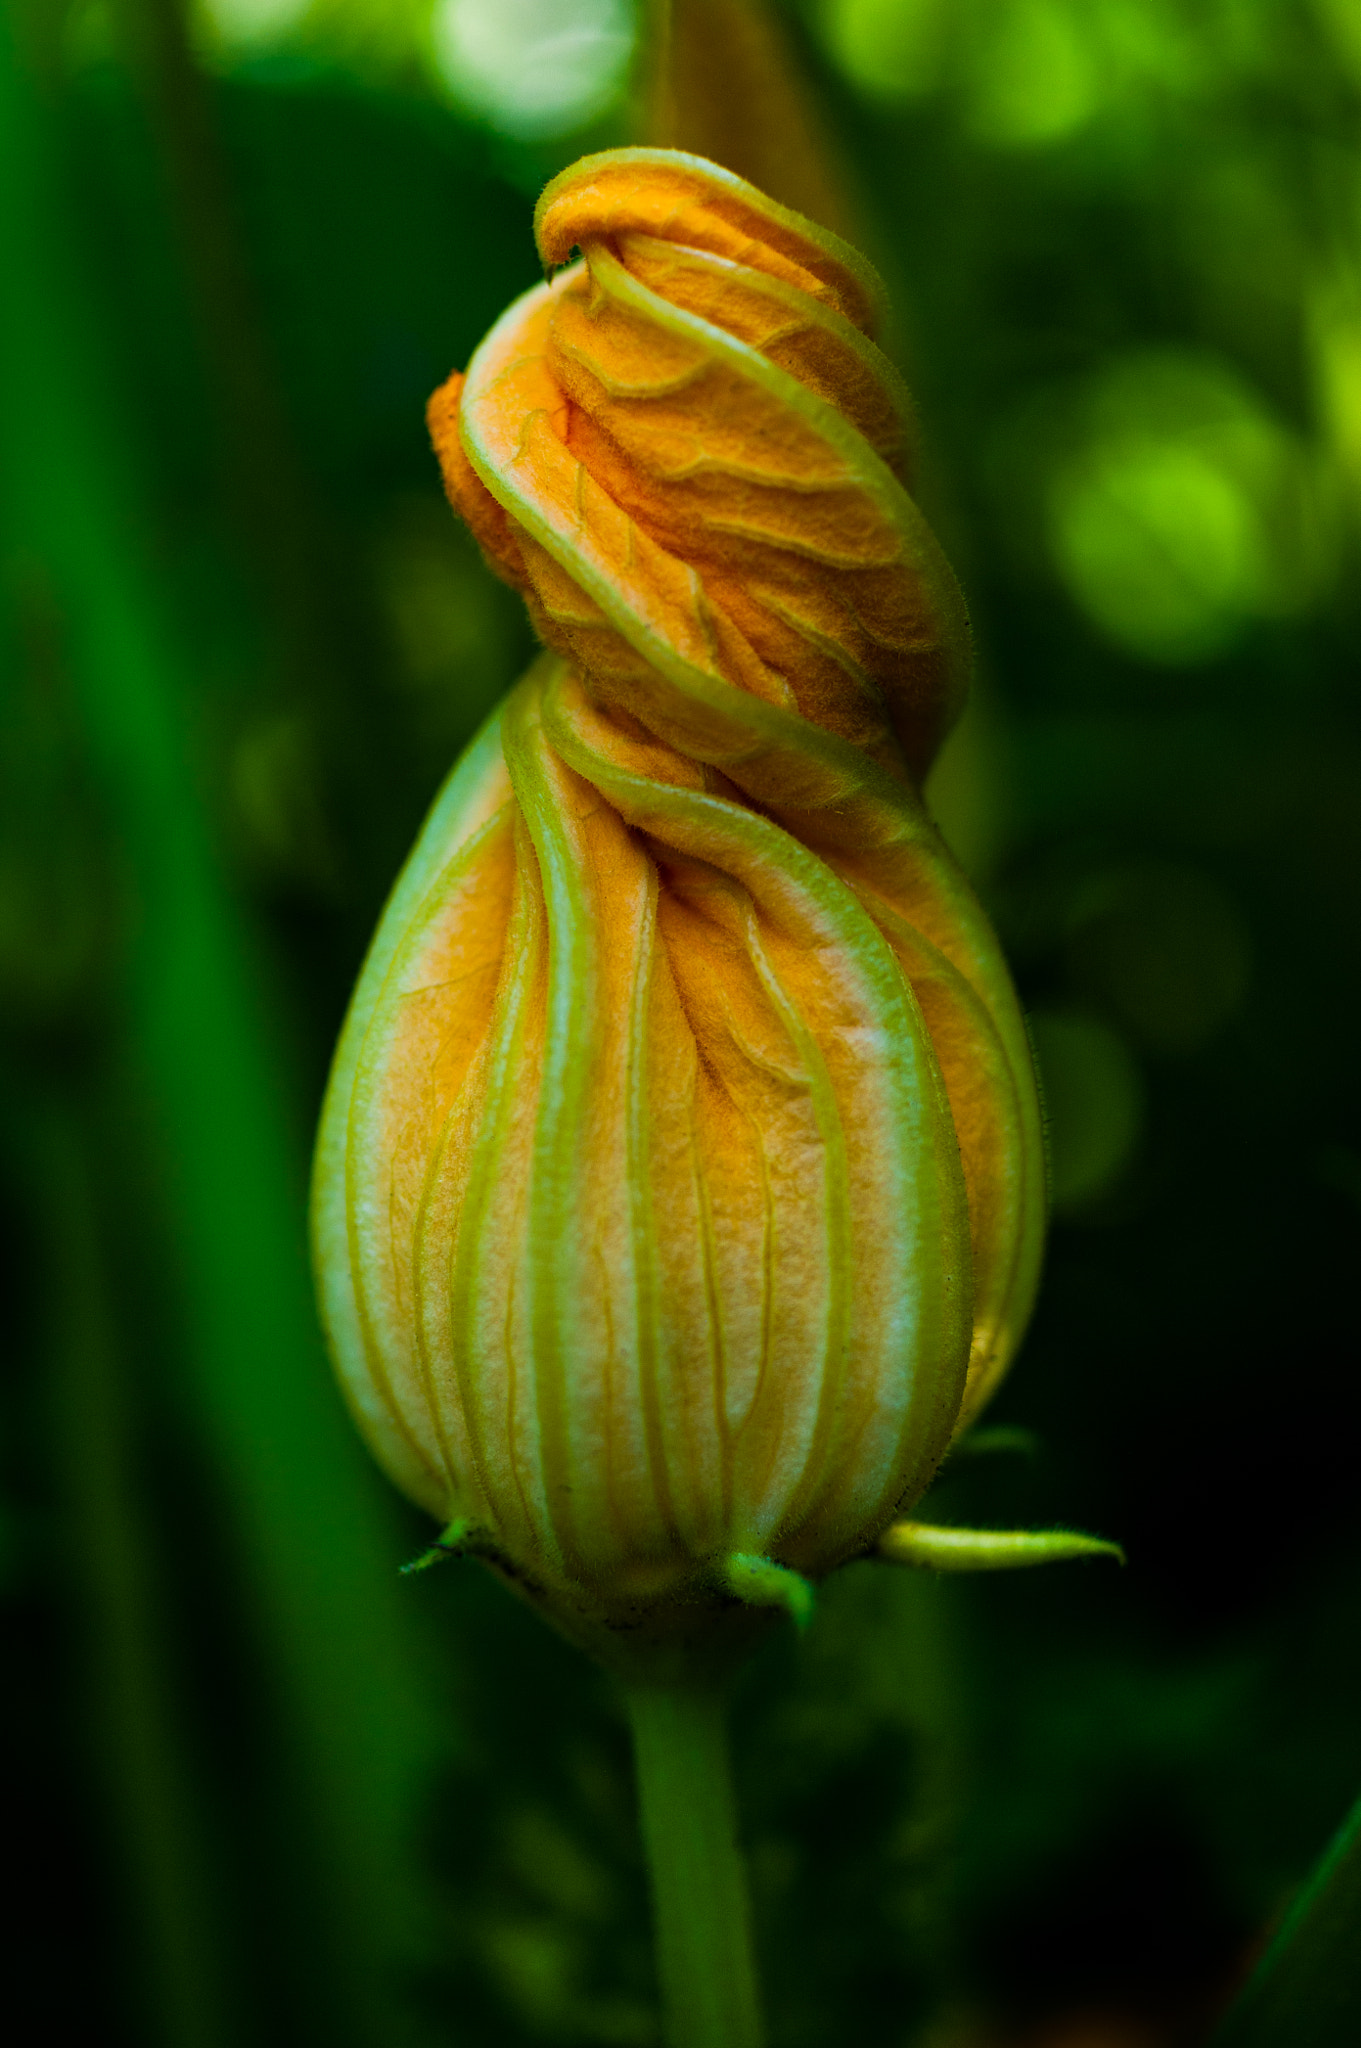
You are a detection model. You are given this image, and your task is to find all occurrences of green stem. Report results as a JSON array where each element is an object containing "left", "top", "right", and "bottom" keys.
[{"left": 625, "top": 1682, "right": 765, "bottom": 2048}]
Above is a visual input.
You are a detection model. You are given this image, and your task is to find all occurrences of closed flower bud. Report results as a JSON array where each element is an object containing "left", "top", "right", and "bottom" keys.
[{"left": 311, "top": 151, "right": 1047, "bottom": 1668}]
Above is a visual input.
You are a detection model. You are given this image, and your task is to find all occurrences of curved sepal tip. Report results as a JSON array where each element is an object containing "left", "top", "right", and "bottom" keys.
[
  {"left": 400, "top": 1517, "right": 498, "bottom": 1576},
  {"left": 717, "top": 1552, "right": 816, "bottom": 1631},
  {"left": 878, "top": 1521, "right": 1124, "bottom": 1572}
]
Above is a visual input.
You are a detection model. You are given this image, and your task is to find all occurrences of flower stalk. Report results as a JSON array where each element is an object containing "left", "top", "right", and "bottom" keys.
[{"left": 626, "top": 1683, "right": 765, "bottom": 2048}]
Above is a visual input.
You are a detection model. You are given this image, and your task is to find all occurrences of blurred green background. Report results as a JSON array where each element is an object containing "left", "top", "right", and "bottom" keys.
[{"left": 2, "top": 1, "right": 1359, "bottom": 2044}]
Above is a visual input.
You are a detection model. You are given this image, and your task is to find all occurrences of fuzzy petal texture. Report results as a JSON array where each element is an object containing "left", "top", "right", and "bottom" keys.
[{"left": 313, "top": 151, "right": 1045, "bottom": 1642}]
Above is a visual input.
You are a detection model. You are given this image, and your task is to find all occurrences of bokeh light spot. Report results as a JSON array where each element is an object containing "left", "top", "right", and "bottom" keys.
[
  {"left": 817, "top": 0, "right": 947, "bottom": 100},
  {"left": 1067, "top": 865, "right": 1252, "bottom": 1056},
  {"left": 967, "top": 0, "right": 1099, "bottom": 147},
  {"left": 198, "top": 0, "right": 311, "bottom": 51},
  {"left": 1047, "top": 351, "right": 1334, "bottom": 663},
  {"left": 924, "top": 686, "right": 1013, "bottom": 883},
  {"left": 430, "top": 0, "right": 635, "bottom": 140},
  {"left": 372, "top": 495, "right": 521, "bottom": 751},
  {"left": 1050, "top": 439, "right": 1258, "bottom": 663},
  {"left": 1030, "top": 1009, "right": 1145, "bottom": 1212},
  {"left": 1313, "top": 0, "right": 1361, "bottom": 86},
  {"left": 1311, "top": 271, "right": 1361, "bottom": 519}
]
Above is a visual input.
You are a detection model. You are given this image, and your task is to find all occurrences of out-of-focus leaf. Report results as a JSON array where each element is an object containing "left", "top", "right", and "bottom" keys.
[
  {"left": 1213, "top": 1789, "right": 1361, "bottom": 2048},
  {"left": 0, "top": 10, "right": 435, "bottom": 2039}
]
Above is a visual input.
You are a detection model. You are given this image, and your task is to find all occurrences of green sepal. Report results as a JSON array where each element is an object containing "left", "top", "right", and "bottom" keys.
[
  {"left": 400, "top": 1516, "right": 496, "bottom": 1576},
  {"left": 878, "top": 1521, "right": 1124, "bottom": 1572},
  {"left": 716, "top": 1552, "right": 816, "bottom": 1632}
]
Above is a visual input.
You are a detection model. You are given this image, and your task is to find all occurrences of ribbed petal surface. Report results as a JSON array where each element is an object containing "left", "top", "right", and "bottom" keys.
[{"left": 312, "top": 151, "right": 1045, "bottom": 1628}]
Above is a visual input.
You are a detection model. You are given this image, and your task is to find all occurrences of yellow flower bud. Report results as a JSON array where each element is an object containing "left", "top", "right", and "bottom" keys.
[{"left": 311, "top": 151, "right": 1046, "bottom": 1667}]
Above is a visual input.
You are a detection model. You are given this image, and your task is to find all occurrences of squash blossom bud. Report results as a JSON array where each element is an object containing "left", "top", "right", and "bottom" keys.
[{"left": 312, "top": 151, "right": 1048, "bottom": 1667}]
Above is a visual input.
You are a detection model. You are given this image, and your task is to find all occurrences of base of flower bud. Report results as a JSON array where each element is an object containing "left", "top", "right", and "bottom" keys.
[
  {"left": 395, "top": 1528, "right": 801, "bottom": 1686},
  {"left": 877, "top": 1521, "right": 1124, "bottom": 1571},
  {"left": 442, "top": 1544, "right": 821, "bottom": 1687}
]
